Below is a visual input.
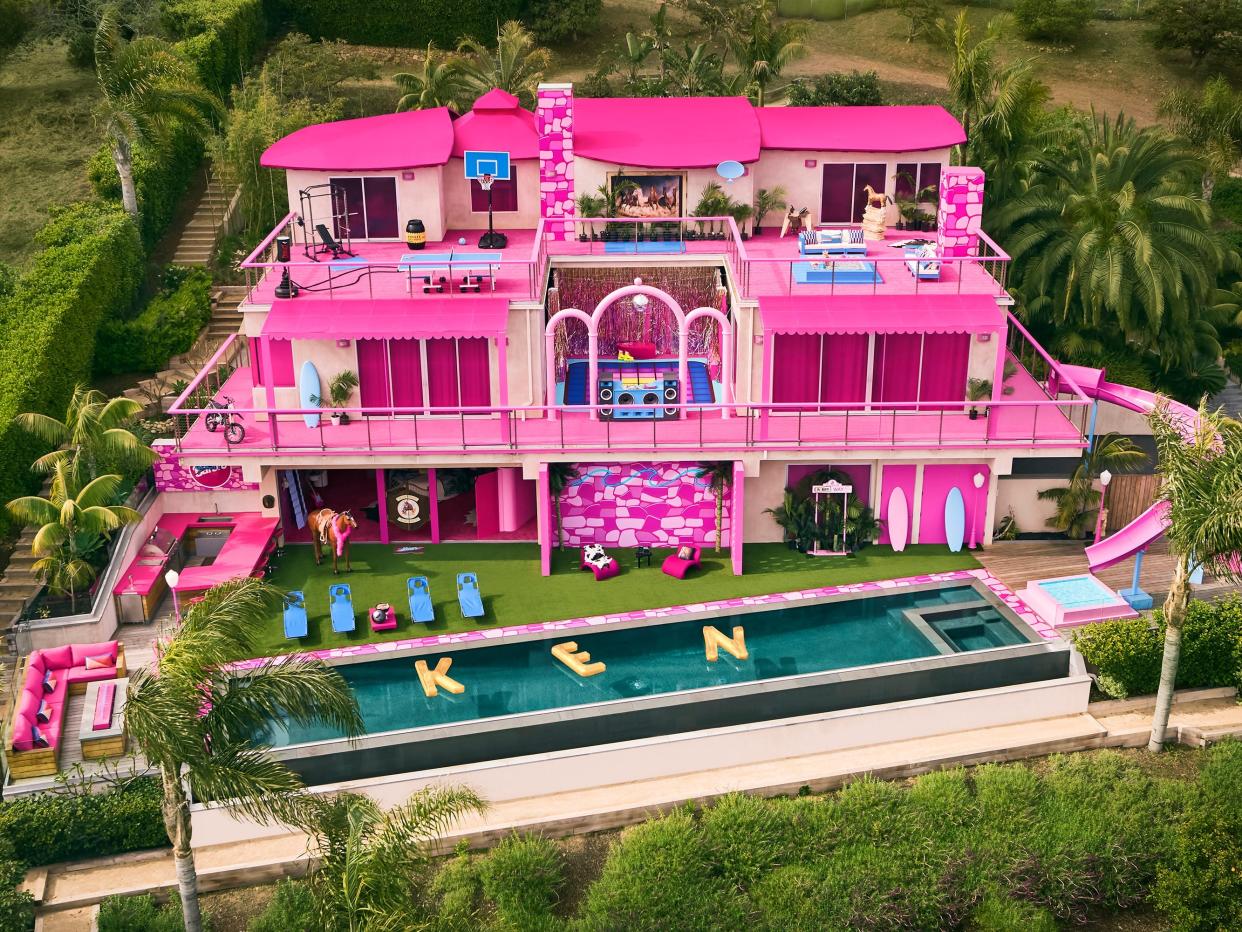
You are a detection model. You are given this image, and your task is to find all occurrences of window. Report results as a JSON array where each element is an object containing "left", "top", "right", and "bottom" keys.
[
  {"left": 820, "top": 163, "right": 887, "bottom": 223},
  {"left": 328, "top": 176, "right": 399, "bottom": 239},
  {"left": 895, "top": 163, "right": 918, "bottom": 199},
  {"left": 270, "top": 340, "right": 295, "bottom": 387},
  {"left": 356, "top": 338, "right": 491, "bottom": 413},
  {"left": 917, "top": 163, "right": 941, "bottom": 199},
  {"left": 470, "top": 169, "right": 519, "bottom": 213},
  {"left": 771, "top": 333, "right": 868, "bottom": 408}
]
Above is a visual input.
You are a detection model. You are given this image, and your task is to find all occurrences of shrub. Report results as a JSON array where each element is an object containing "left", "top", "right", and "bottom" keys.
[
  {"left": 161, "top": 0, "right": 270, "bottom": 97},
  {"left": 247, "top": 880, "right": 315, "bottom": 932},
  {"left": 95, "top": 267, "right": 214, "bottom": 376},
  {"left": 0, "top": 203, "right": 143, "bottom": 530},
  {"left": 0, "top": 840, "right": 34, "bottom": 932},
  {"left": 478, "top": 834, "right": 563, "bottom": 926},
  {"left": 1013, "top": 0, "right": 1096, "bottom": 43},
  {"left": 809, "top": 0, "right": 848, "bottom": 20},
  {"left": 786, "top": 70, "right": 885, "bottom": 106},
  {"left": 1146, "top": 0, "right": 1242, "bottom": 67},
  {"left": 279, "top": 0, "right": 528, "bottom": 47},
  {"left": 1215, "top": 176, "right": 1242, "bottom": 226},
  {"left": 1155, "top": 740, "right": 1242, "bottom": 931},
  {"left": 525, "top": 0, "right": 602, "bottom": 43},
  {"left": 428, "top": 845, "right": 484, "bottom": 931},
  {"left": 98, "top": 894, "right": 195, "bottom": 932},
  {"left": 0, "top": 778, "right": 167, "bottom": 868},
  {"left": 1072, "top": 596, "right": 1242, "bottom": 698}
]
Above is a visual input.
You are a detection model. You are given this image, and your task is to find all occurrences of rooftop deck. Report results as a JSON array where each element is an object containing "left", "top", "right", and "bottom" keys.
[{"left": 241, "top": 216, "right": 1009, "bottom": 307}]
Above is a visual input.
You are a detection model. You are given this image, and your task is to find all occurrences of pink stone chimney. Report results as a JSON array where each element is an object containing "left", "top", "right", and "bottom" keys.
[
  {"left": 936, "top": 167, "right": 985, "bottom": 258},
  {"left": 536, "top": 83, "right": 575, "bottom": 241}
]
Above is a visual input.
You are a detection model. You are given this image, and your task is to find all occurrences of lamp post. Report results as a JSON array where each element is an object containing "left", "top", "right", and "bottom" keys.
[
  {"left": 1093, "top": 470, "right": 1113, "bottom": 544},
  {"left": 969, "top": 471, "right": 985, "bottom": 549},
  {"left": 165, "top": 569, "right": 181, "bottom": 624}
]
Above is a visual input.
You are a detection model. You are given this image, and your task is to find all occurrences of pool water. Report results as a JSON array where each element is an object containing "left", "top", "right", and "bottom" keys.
[
  {"left": 260, "top": 584, "right": 1027, "bottom": 747},
  {"left": 1035, "top": 575, "right": 1120, "bottom": 609}
]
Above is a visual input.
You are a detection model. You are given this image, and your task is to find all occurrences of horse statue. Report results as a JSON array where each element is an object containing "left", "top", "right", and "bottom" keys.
[
  {"left": 309, "top": 508, "right": 357, "bottom": 575},
  {"left": 862, "top": 185, "right": 890, "bottom": 209}
]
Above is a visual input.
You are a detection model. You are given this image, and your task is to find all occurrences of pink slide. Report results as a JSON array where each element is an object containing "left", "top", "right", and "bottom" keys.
[{"left": 1056, "top": 365, "right": 1199, "bottom": 572}]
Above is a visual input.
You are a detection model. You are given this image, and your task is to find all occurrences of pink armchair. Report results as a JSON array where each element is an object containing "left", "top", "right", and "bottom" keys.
[{"left": 661, "top": 546, "right": 702, "bottom": 579}]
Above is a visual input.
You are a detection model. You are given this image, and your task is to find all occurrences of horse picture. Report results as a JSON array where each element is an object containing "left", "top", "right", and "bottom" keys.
[{"left": 309, "top": 508, "right": 357, "bottom": 574}]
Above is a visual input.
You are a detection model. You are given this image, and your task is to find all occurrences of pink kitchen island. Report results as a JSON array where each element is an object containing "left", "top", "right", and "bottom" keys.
[{"left": 114, "top": 513, "right": 280, "bottom": 623}]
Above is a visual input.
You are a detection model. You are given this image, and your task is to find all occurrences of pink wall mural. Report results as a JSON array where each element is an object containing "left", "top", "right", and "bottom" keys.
[
  {"left": 151, "top": 440, "right": 258, "bottom": 493},
  {"left": 537, "top": 84, "right": 575, "bottom": 241},
  {"left": 937, "top": 167, "right": 985, "bottom": 258},
  {"left": 559, "top": 462, "right": 728, "bottom": 549}
]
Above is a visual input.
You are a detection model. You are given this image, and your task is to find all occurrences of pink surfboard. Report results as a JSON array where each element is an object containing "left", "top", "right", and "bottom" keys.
[{"left": 887, "top": 487, "right": 909, "bottom": 553}]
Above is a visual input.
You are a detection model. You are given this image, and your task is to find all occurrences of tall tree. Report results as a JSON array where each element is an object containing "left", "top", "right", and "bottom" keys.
[
  {"left": 724, "top": 0, "right": 805, "bottom": 106},
  {"left": 6, "top": 464, "right": 140, "bottom": 612},
  {"left": 294, "top": 787, "right": 487, "bottom": 930},
  {"left": 1036, "top": 433, "right": 1146, "bottom": 538},
  {"left": 92, "top": 6, "right": 220, "bottom": 218},
  {"left": 394, "top": 42, "right": 469, "bottom": 112},
  {"left": 998, "top": 113, "right": 1223, "bottom": 368},
  {"left": 125, "top": 578, "right": 364, "bottom": 932},
  {"left": 1159, "top": 76, "right": 1242, "bottom": 201},
  {"left": 697, "top": 461, "right": 734, "bottom": 552},
  {"left": 547, "top": 462, "right": 580, "bottom": 549},
  {"left": 1145, "top": 402, "right": 1242, "bottom": 751},
  {"left": 16, "top": 384, "right": 155, "bottom": 482},
  {"left": 622, "top": 31, "right": 655, "bottom": 84},
  {"left": 457, "top": 20, "right": 552, "bottom": 110}
]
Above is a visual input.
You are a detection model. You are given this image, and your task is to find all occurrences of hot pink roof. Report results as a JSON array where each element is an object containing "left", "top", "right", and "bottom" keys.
[
  {"left": 263, "top": 297, "right": 510, "bottom": 340},
  {"left": 761, "top": 294, "right": 1003, "bottom": 335},
  {"left": 573, "top": 97, "right": 761, "bottom": 168},
  {"left": 260, "top": 108, "right": 455, "bottom": 171},
  {"left": 757, "top": 106, "right": 965, "bottom": 153},
  {"left": 451, "top": 88, "right": 538, "bottom": 159}
]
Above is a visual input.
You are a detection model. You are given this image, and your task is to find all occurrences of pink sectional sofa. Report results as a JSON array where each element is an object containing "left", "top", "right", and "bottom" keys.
[{"left": 7, "top": 640, "right": 126, "bottom": 779}]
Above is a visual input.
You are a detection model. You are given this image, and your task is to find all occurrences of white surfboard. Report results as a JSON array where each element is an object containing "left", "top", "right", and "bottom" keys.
[
  {"left": 888, "top": 487, "right": 909, "bottom": 553},
  {"left": 945, "top": 486, "right": 966, "bottom": 553},
  {"left": 299, "top": 360, "right": 321, "bottom": 429}
]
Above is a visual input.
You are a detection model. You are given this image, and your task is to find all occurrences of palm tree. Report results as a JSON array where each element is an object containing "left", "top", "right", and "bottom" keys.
[
  {"left": 16, "top": 384, "right": 156, "bottom": 482},
  {"left": 697, "top": 462, "right": 733, "bottom": 552},
  {"left": 663, "top": 42, "right": 727, "bottom": 97},
  {"left": 724, "top": 0, "right": 806, "bottom": 106},
  {"left": 647, "top": 2, "right": 673, "bottom": 82},
  {"left": 1037, "top": 432, "right": 1146, "bottom": 538},
  {"left": 294, "top": 787, "right": 486, "bottom": 930},
  {"left": 547, "top": 463, "right": 580, "bottom": 550},
  {"left": 752, "top": 186, "right": 786, "bottom": 234},
  {"left": 93, "top": 7, "right": 221, "bottom": 218},
  {"left": 999, "top": 113, "right": 1222, "bottom": 367},
  {"left": 125, "top": 577, "right": 364, "bottom": 932},
  {"left": 1145, "top": 403, "right": 1242, "bottom": 751},
  {"left": 6, "top": 463, "right": 141, "bottom": 612},
  {"left": 1159, "top": 76, "right": 1242, "bottom": 202},
  {"left": 622, "top": 31, "right": 655, "bottom": 84},
  {"left": 393, "top": 42, "right": 469, "bottom": 112},
  {"left": 457, "top": 21, "right": 551, "bottom": 110}
]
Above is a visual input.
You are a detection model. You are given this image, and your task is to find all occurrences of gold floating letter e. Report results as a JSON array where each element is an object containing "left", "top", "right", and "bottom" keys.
[
  {"left": 704, "top": 625, "right": 747, "bottom": 662},
  {"left": 415, "top": 657, "right": 465, "bottom": 697},
  {"left": 552, "top": 641, "right": 606, "bottom": 677}
]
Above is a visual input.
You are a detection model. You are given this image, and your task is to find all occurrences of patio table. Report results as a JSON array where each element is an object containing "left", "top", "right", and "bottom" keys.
[{"left": 447, "top": 251, "right": 498, "bottom": 293}]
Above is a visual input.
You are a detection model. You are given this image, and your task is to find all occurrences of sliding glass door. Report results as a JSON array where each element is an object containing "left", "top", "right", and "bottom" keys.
[{"left": 820, "top": 163, "right": 887, "bottom": 224}]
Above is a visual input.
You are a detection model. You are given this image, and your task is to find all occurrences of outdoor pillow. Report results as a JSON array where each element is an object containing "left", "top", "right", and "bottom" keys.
[
  {"left": 84, "top": 654, "right": 113, "bottom": 670},
  {"left": 70, "top": 642, "right": 117, "bottom": 666},
  {"left": 36, "top": 701, "right": 52, "bottom": 724},
  {"left": 677, "top": 545, "right": 694, "bottom": 560},
  {"left": 40, "top": 645, "right": 74, "bottom": 669},
  {"left": 31, "top": 725, "right": 49, "bottom": 748},
  {"left": 42, "top": 671, "right": 57, "bottom": 694}
]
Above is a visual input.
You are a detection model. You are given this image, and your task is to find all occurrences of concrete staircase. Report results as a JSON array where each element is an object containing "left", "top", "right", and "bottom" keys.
[{"left": 171, "top": 178, "right": 235, "bottom": 267}]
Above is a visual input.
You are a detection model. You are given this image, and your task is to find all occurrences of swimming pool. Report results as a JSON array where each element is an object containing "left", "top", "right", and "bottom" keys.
[
  {"left": 1021, "top": 574, "right": 1137, "bottom": 628},
  {"left": 256, "top": 581, "right": 1068, "bottom": 784}
]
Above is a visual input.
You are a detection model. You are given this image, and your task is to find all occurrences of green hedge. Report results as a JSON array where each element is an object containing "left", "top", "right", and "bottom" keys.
[
  {"left": 1072, "top": 596, "right": 1242, "bottom": 699},
  {"left": 0, "top": 203, "right": 143, "bottom": 528},
  {"left": 98, "top": 894, "right": 188, "bottom": 932},
  {"left": 96, "top": 267, "right": 213, "bottom": 376},
  {"left": 276, "top": 0, "right": 528, "bottom": 47},
  {"left": 0, "top": 778, "right": 167, "bottom": 869}
]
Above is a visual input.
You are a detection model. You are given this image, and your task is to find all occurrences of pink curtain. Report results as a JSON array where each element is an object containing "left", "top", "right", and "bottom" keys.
[
  {"left": 249, "top": 338, "right": 263, "bottom": 386},
  {"left": 872, "top": 334, "right": 922, "bottom": 404},
  {"left": 389, "top": 339, "right": 423, "bottom": 410},
  {"left": 270, "top": 339, "right": 295, "bottom": 387},
  {"left": 457, "top": 338, "right": 491, "bottom": 407},
  {"left": 771, "top": 334, "right": 820, "bottom": 405},
  {"left": 918, "top": 333, "right": 970, "bottom": 407},
  {"left": 820, "top": 333, "right": 868, "bottom": 404},
  {"left": 357, "top": 339, "right": 390, "bottom": 414},
  {"left": 426, "top": 339, "right": 459, "bottom": 408}
]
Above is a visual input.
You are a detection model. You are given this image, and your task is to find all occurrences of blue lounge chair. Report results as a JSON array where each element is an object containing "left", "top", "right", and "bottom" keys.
[
  {"left": 329, "top": 583, "right": 355, "bottom": 633},
  {"left": 407, "top": 576, "right": 434, "bottom": 623},
  {"left": 283, "top": 590, "right": 308, "bottom": 639},
  {"left": 457, "top": 572, "right": 483, "bottom": 619}
]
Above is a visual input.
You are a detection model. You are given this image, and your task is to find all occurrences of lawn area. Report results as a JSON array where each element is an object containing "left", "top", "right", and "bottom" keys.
[
  {"left": 253, "top": 541, "right": 978, "bottom": 657},
  {"left": 0, "top": 44, "right": 100, "bottom": 266}
]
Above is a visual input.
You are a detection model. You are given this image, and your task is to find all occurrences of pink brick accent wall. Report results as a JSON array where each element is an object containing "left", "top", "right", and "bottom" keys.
[
  {"left": 537, "top": 84, "right": 575, "bottom": 241},
  {"left": 559, "top": 462, "right": 728, "bottom": 549},
  {"left": 151, "top": 439, "right": 258, "bottom": 492},
  {"left": 936, "top": 167, "right": 985, "bottom": 258}
]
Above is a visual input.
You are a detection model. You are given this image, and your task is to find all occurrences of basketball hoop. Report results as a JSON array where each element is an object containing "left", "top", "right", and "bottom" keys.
[{"left": 479, "top": 173, "right": 494, "bottom": 191}]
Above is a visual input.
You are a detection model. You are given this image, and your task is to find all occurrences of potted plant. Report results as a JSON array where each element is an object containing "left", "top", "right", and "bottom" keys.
[
  {"left": 764, "top": 491, "right": 804, "bottom": 550},
  {"left": 966, "top": 378, "right": 992, "bottom": 420},
  {"left": 693, "top": 182, "right": 730, "bottom": 239},
  {"left": 752, "top": 187, "right": 787, "bottom": 236},
  {"left": 315, "top": 370, "right": 359, "bottom": 426},
  {"left": 575, "top": 191, "right": 606, "bottom": 241}
]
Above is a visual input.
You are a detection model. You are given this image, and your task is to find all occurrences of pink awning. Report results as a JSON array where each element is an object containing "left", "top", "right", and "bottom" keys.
[
  {"left": 760, "top": 294, "right": 1005, "bottom": 335},
  {"left": 262, "top": 297, "right": 510, "bottom": 340},
  {"left": 756, "top": 106, "right": 965, "bottom": 154},
  {"left": 261, "top": 108, "right": 454, "bottom": 171},
  {"left": 573, "top": 97, "right": 760, "bottom": 168}
]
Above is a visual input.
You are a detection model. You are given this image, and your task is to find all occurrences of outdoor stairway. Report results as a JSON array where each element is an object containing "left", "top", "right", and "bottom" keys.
[{"left": 170, "top": 178, "right": 235, "bottom": 267}]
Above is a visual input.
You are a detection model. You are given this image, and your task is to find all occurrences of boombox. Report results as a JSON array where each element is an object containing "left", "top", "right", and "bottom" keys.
[{"left": 597, "top": 378, "right": 680, "bottom": 420}]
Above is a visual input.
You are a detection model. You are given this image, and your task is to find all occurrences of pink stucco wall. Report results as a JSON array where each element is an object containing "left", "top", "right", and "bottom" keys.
[
  {"left": 559, "top": 462, "right": 727, "bottom": 548},
  {"left": 151, "top": 440, "right": 258, "bottom": 493},
  {"left": 918, "top": 463, "right": 990, "bottom": 545}
]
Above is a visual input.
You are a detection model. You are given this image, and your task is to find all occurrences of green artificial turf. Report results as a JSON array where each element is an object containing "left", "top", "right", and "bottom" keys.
[{"left": 254, "top": 542, "right": 979, "bottom": 658}]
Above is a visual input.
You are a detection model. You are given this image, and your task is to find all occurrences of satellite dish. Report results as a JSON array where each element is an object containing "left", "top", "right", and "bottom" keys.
[{"left": 716, "top": 160, "right": 745, "bottom": 182}]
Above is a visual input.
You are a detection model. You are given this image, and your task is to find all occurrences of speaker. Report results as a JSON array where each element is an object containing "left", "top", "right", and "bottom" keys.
[
  {"left": 661, "top": 378, "right": 680, "bottom": 418},
  {"left": 597, "top": 379, "right": 615, "bottom": 419}
]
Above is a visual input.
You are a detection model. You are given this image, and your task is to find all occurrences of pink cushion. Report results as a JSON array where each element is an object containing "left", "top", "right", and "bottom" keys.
[
  {"left": 617, "top": 341, "right": 657, "bottom": 360},
  {"left": 11, "top": 713, "right": 33, "bottom": 751},
  {"left": 40, "top": 645, "right": 74, "bottom": 670},
  {"left": 25, "top": 654, "right": 46, "bottom": 680},
  {"left": 65, "top": 665, "right": 117, "bottom": 685},
  {"left": 93, "top": 683, "right": 116, "bottom": 731},
  {"left": 84, "top": 654, "right": 113, "bottom": 670},
  {"left": 69, "top": 642, "right": 117, "bottom": 667},
  {"left": 36, "top": 700, "right": 52, "bottom": 724},
  {"left": 16, "top": 687, "right": 40, "bottom": 719}
]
